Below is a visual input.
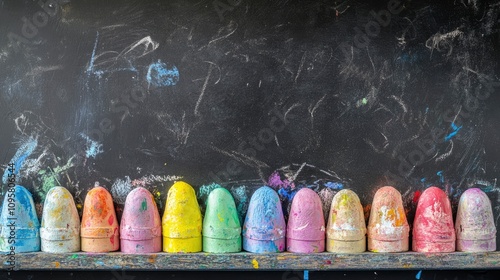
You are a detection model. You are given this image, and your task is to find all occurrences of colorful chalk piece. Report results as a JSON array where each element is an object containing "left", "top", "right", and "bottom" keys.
[
  {"left": 162, "top": 181, "right": 202, "bottom": 253},
  {"left": 367, "top": 186, "right": 409, "bottom": 252},
  {"left": 40, "top": 186, "right": 80, "bottom": 253},
  {"left": 81, "top": 186, "right": 119, "bottom": 252},
  {"left": 413, "top": 186, "right": 455, "bottom": 252},
  {"left": 243, "top": 186, "right": 286, "bottom": 253},
  {"left": 203, "top": 187, "right": 241, "bottom": 253},
  {"left": 455, "top": 188, "right": 496, "bottom": 252},
  {"left": 120, "top": 187, "right": 161, "bottom": 253},
  {"left": 0, "top": 185, "right": 40, "bottom": 252},
  {"left": 287, "top": 188, "right": 325, "bottom": 253},
  {"left": 327, "top": 189, "right": 366, "bottom": 253}
]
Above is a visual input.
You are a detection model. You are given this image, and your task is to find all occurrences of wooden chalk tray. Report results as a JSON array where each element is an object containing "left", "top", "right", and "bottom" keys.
[{"left": 3, "top": 251, "right": 500, "bottom": 270}]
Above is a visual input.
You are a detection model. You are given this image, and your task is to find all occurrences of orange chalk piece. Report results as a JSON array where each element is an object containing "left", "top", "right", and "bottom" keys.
[
  {"left": 287, "top": 188, "right": 325, "bottom": 253},
  {"left": 81, "top": 186, "right": 119, "bottom": 252},
  {"left": 367, "top": 186, "right": 409, "bottom": 252},
  {"left": 455, "top": 188, "right": 496, "bottom": 252},
  {"left": 120, "top": 187, "right": 162, "bottom": 253},
  {"left": 413, "top": 186, "right": 455, "bottom": 252},
  {"left": 41, "top": 186, "right": 80, "bottom": 253},
  {"left": 327, "top": 189, "right": 366, "bottom": 253},
  {"left": 162, "top": 181, "right": 202, "bottom": 253}
]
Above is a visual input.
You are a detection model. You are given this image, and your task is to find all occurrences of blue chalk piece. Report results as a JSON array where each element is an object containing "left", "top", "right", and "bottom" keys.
[
  {"left": 243, "top": 186, "right": 286, "bottom": 253},
  {"left": 415, "top": 270, "right": 422, "bottom": 279},
  {"left": 146, "top": 60, "right": 179, "bottom": 87},
  {"left": 304, "top": 270, "right": 309, "bottom": 280},
  {"left": 0, "top": 185, "right": 41, "bottom": 252}
]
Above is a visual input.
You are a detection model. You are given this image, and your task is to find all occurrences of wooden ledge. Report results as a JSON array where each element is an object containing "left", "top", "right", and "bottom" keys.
[{"left": 3, "top": 252, "right": 500, "bottom": 270}]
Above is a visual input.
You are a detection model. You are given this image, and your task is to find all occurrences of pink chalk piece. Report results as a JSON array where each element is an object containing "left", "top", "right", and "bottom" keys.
[
  {"left": 287, "top": 188, "right": 325, "bottom": 253},
  {"left": 367, "top": 186, "right": 409, "bottom": 253},
  {"left": 120, "top": 187, "right": 161, "bottom": 253},
  {"left": 413, "top": 186, "right": 455, "bottom": 252},
  {"left": 327, "top": 189, "right": 366, "bottom": 253},
  {"left": 455, "top": 188, "right": 496, "bottom": 252},
  {"left": 81, "top": 186, "right": 120, "bottom": 252}
]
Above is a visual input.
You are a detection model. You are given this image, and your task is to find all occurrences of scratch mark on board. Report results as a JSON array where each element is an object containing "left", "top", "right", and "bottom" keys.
[{"left": 194, "top": 63, "right": 215, "bottom": 116}]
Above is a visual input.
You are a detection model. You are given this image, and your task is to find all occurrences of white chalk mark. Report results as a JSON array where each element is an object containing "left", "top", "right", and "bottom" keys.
[
  {"left": 207, "top": 22, "right": 238, "bottom": 46},
  {"left": 26, "top": 65, "right": 63, "bottom": 76},
  {"left": 120, "top": 36, "right": 159, "bottom": 59},
  {"left": 259, "top": 80, "right": 262, "bottom": 87},
  {"left": 339, "top": 44, "right": 354, "bottom": 75},
  {"left": 291, "top": 162, "right": 307, "bottom": 181},
  {"left": 209, "top": 145, "right": 269, "bottom": 172},
  {"left": 194, "top": 63, "right": 214, "bottom": 117},
  {"left": 274, "top": 134, "right": 280, "bottom": 147},
  {"left": 425, "top": 28, "right": 463, "bottom": 56},
  {"left": 295, "top": 52, "right": 307, "bottom": 83},
  {"left": 308, "top": 94, "right": 326, "bottom": 128},
  {"left": 435, "top": 140, "right": 454, "bottom": 162},
  {"left": 390, "top": 95, "right": 408, "bottom": 113},
  {"left": 366, "top": 47, "right": 376, "bottom": 74},
  {"left": 285, "top": 103, "right": 300, "bottom": 120},
  {"left": 101, "top": 24, "right": 126, "bottom": 30}
]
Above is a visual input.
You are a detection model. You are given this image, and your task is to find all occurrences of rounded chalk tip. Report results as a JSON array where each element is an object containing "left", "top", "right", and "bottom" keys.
[
  {"left": 286, "top": 188, "right": 325, "bottom": 253},
  {"left": 162, "top": 181, "right": 202, "bottom": 253},
  {"left": 81, "top": 186, "right": 119, "bottom": 252},
  {"left": 367, "top": 186, "right": 409, "bottom": 253},
  {"left": 120, "top": 187, "right": 161, "bottom": 253},
  {"left": 412, "top": 186, "right": 455, "bottom": 253},
  {"left": 327, "top": 189, "right": 366, "bottom": 249},
  {"left": 40, "top": 186, "right": 80, "bottom": 253},
  {"left": 455, "top": 188, "right": 496, "bottom": 252},
  {"left": 243, "top": 186, "right": 286, "bottom": 253},
  {"left": 0, "top": 185, "right": 40, "bottom": 253},
  {"left": 202, "top": 187, "right": 241, "bottom": 253}
]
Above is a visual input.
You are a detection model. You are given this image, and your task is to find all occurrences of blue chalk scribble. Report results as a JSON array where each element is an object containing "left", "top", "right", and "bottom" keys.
[
  {"left": 80, "top": 133, "right": 103, "bottom": 159},
  {"left": 444, "top": 122, "right": 462, "bottom": 141},
  {"left": 324, "top": 181, "right": 343, "bottom": 190},
  {"left": 146, "top": 60, "right": 179, "bottom": 87},
  {"left": 2, "top": 137, "right": 38, "bottom": 184},
  {"left": 437, "top": 171, "right": 445, "bottom": 183}
]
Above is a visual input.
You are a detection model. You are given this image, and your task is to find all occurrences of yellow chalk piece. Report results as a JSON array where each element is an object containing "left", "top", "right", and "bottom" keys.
[
  {"left": 162, "top": 181, "right": 202, "bottom": 253},
  {"left": 252, "top": 258, "right": 259, "bottom": 269}
]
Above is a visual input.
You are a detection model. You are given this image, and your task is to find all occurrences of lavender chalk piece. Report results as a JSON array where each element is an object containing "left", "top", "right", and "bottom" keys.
[
  {"left": 367, "top": 186, "right": 409, "bottom": 253},
  {"left": 243, "top": 186, "right": 286, "bottom": 253},
  {"left": 0, "top": 185, "right": 40, "bottom": 252},
  {"left": 327, "top": 189, "right": 366, "bottom": 253},
  {"left": 413, "top": 186, "right": 455, "bottom": 253},
  {"left": 40, "top": 187, "right": 80, "bottom": 253},
  {"left": 455, "top": 188, "right": 496, "bottom": 252},
  {"left": 287, "top": 188, "right": 325, "bottom": 253},
  {"left": 203, "top": 187, "right": 242, "bottom": 253},
  {"left": 121, "top": 187, "right": 162, "bottom": 253}
]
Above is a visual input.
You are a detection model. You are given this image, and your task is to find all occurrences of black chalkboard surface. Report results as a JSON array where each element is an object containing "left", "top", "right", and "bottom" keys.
[{"left": 1, "top": 0, "right": 499, "bottom": 249}]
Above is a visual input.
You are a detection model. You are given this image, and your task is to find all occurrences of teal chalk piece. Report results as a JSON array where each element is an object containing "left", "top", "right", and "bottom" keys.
[
  {"left": 0, "top": 185, "right": 41, "bottom": 252},
  {"left": 147, "top": 60, "right": 179, "bottom": 87}
]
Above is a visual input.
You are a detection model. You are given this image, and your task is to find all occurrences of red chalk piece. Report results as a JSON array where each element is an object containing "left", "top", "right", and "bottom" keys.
[
  {"left": 287, "top": 188, "right": 325, "bottom": 253},
  {"left": 455, "top": 188, "right": 496, "bottom": 252},
  {"left": 413, "top": 186, "right": 455, "bottom": 252},
  {"left": 120, "top": 187, "right": 161, "bottom": 253},
  {"left": 81, "top": 186, "right": 120, "bottom": 252},
  {"left": 367, "top": 186, "right": 409, "bottom": 252}
]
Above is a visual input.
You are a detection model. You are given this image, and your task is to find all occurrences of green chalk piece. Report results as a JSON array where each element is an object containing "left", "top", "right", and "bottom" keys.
[{"left": 203, "top": 188, "right": 242, "bottom": 253}]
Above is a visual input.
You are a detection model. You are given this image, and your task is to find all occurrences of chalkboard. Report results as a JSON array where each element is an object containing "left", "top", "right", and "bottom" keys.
[{"left": 1, "top": 0, "right": 499, "bottom": 246}]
